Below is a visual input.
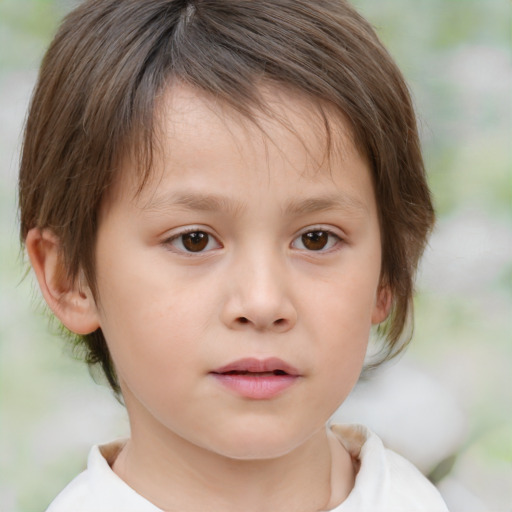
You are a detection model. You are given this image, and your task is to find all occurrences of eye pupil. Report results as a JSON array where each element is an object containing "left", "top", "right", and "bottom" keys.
[
  {"left": 182, "top": 232, "right": 209, "bottom": 252},
  {"left": 302, "top": 231, "right": 328, "bottom": 250}
]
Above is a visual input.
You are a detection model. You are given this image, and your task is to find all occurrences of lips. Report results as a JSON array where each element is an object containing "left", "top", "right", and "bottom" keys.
[
  {"left": 212, "top": 357, "right": 300, "bottom": 376},
  {"left": 210, "top": 358, "right": 300, "bottom": 399}
]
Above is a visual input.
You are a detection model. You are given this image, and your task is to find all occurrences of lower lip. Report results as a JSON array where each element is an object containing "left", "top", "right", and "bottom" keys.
[{"left": 211, "top": 373, "right": 299, "bottom": 399}]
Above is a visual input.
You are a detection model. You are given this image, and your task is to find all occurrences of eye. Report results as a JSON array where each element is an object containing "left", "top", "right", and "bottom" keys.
[
  {"left": 292, "top": 229, "right": 341, "bottom": 252},
  {"left": 166, "top": 230, "right": 221, "bottom": 253}
]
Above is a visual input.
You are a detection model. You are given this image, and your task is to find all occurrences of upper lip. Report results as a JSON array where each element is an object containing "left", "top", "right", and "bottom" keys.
[{"left": 211, "top": 357, "right": 300, "bottom": 376}]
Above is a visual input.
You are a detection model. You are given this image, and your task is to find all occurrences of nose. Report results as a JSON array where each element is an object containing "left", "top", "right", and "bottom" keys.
[{"left": 221, "top": 251, "right": 297, "bottom": 333}]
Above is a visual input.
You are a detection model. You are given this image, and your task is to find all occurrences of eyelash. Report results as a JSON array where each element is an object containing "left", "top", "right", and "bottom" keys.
[
  {"left": 163, "top": 227, "right": 343, "bottom": 254},
  {"left": 291, "top": 228, "right": 343, "bottom": 252},
  {"left": 164, "top": 228, "right": 222, "bottom": 254}
]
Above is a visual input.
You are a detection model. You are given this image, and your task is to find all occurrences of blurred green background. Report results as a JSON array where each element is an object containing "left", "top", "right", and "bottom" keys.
[{"left": 0, "top": 0, "right": 510, "bottom": 511}]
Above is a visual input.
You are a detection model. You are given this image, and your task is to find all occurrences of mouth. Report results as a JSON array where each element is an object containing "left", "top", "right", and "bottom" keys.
[
  {"left": 210, "top": 358, "right": 300, "bottom": 399},
  {"left": 220, "top": 370, "right": 289, "bottom": 376},
  {"left": 211, "top": 357, "right": 300, "bottom": 377}
]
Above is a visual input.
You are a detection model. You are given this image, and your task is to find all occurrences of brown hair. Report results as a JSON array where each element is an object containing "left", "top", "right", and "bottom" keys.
[{"left": 19, "top": 0, "right": 434, "bottom": 395}]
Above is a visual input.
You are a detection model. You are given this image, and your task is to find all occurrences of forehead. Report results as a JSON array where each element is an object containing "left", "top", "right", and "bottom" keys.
[
  {"left": 110, "top": 82, "right": 369, "bottom": 211},
  {"left": 158, "top": 82, "right": 355, "bottom": 165}
]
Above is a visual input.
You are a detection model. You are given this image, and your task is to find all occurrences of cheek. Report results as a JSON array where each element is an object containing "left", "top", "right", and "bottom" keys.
[
  {"left": 301, "top": 268, "right": 377, "bottom": 377},
  {"left": 306, "top": 271, "right": 378, "bottom": 338},
  {"left": 95, "top": 265, "right": 214, "bottom": 384}
]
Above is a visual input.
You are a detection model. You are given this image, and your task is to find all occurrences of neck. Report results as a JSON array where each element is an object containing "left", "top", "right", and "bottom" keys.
[
  {"left": 112, "top": 393, "right": 354, "bottom": 512},
  {"left": 112, "top": 419, "right": 355, "bottom": 512}
]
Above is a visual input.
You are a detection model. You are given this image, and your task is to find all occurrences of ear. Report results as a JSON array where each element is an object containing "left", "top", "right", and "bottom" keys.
[
  {"left": 25, "top": 228, "right": 100, "bottom": 335},
  {"left": 371, "top": 284, "right": 392, "bottom": 325}
]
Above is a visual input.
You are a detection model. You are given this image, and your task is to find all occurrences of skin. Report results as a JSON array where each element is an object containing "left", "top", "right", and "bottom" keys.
[{"left": 27, "top": 84, "right": 390, "bottom": 511}]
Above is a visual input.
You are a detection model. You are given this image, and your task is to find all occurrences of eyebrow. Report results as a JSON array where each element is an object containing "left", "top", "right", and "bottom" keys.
[
  {"left": 283, "top": 194, "right": 368, "bottom": 216},
  {"left": 143, "top": 192, "right": 245, "bottom": 216},
  {"left": 142, "top": 191, "right": 367, "bottom": 217}
]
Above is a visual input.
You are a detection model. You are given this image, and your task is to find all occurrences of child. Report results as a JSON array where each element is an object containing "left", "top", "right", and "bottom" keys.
[{"left": 19, "top": 0, "right": 449, "bottom": 510}]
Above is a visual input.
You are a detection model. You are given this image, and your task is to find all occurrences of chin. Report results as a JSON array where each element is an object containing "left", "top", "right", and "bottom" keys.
[{"left": 205, "top": 421, "right": 319, "bottom": 461}]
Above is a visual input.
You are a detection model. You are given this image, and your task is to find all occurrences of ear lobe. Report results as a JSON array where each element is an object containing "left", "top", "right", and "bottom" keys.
[
  {"left": 371, "top": 285, "right": 392, "bottom": 325},
  {"left": 25, "top": 228, "right": 100, "bottom": 335}
]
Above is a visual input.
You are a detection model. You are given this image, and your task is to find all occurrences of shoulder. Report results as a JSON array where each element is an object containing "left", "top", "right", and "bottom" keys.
[
  {"left": 45, "top": 443, "right": 163, "bottom": 512},
  {"left": 330, "top": 424, "right": 449, "bottom": 512},
  {"left": 382, "top": 444, "right": 449, "bottom": 510},
  {"left": 45, "top": 468, "right": 91, "bottom": 512}
]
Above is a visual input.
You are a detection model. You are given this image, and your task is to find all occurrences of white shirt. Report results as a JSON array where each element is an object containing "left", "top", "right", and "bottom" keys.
[{"left": 46, "top": 424, "right": 448, "bottom": 511}]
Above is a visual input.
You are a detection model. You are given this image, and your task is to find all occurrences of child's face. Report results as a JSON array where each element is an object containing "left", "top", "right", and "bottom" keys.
[{"left": 91, "top": 84, "right": 389, "bottom": 459}]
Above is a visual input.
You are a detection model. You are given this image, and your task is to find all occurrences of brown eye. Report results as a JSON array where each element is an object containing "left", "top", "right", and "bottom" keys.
[
  {"left": 167, "top": 229, "right": 221, "bottom": 254},
  {"left": 301, "top": 231, "right": 329, "bottom": 251},
  {"left": 291, "top": 229, "right": 341, "bottom": 252},
  {"left": 182, "top": 231, "right": 209, "bottom": 252}
]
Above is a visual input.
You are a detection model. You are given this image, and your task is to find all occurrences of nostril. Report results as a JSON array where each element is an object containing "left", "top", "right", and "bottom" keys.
[{"left": 232, "top": 316, "right": 292, "bottom": 330}]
